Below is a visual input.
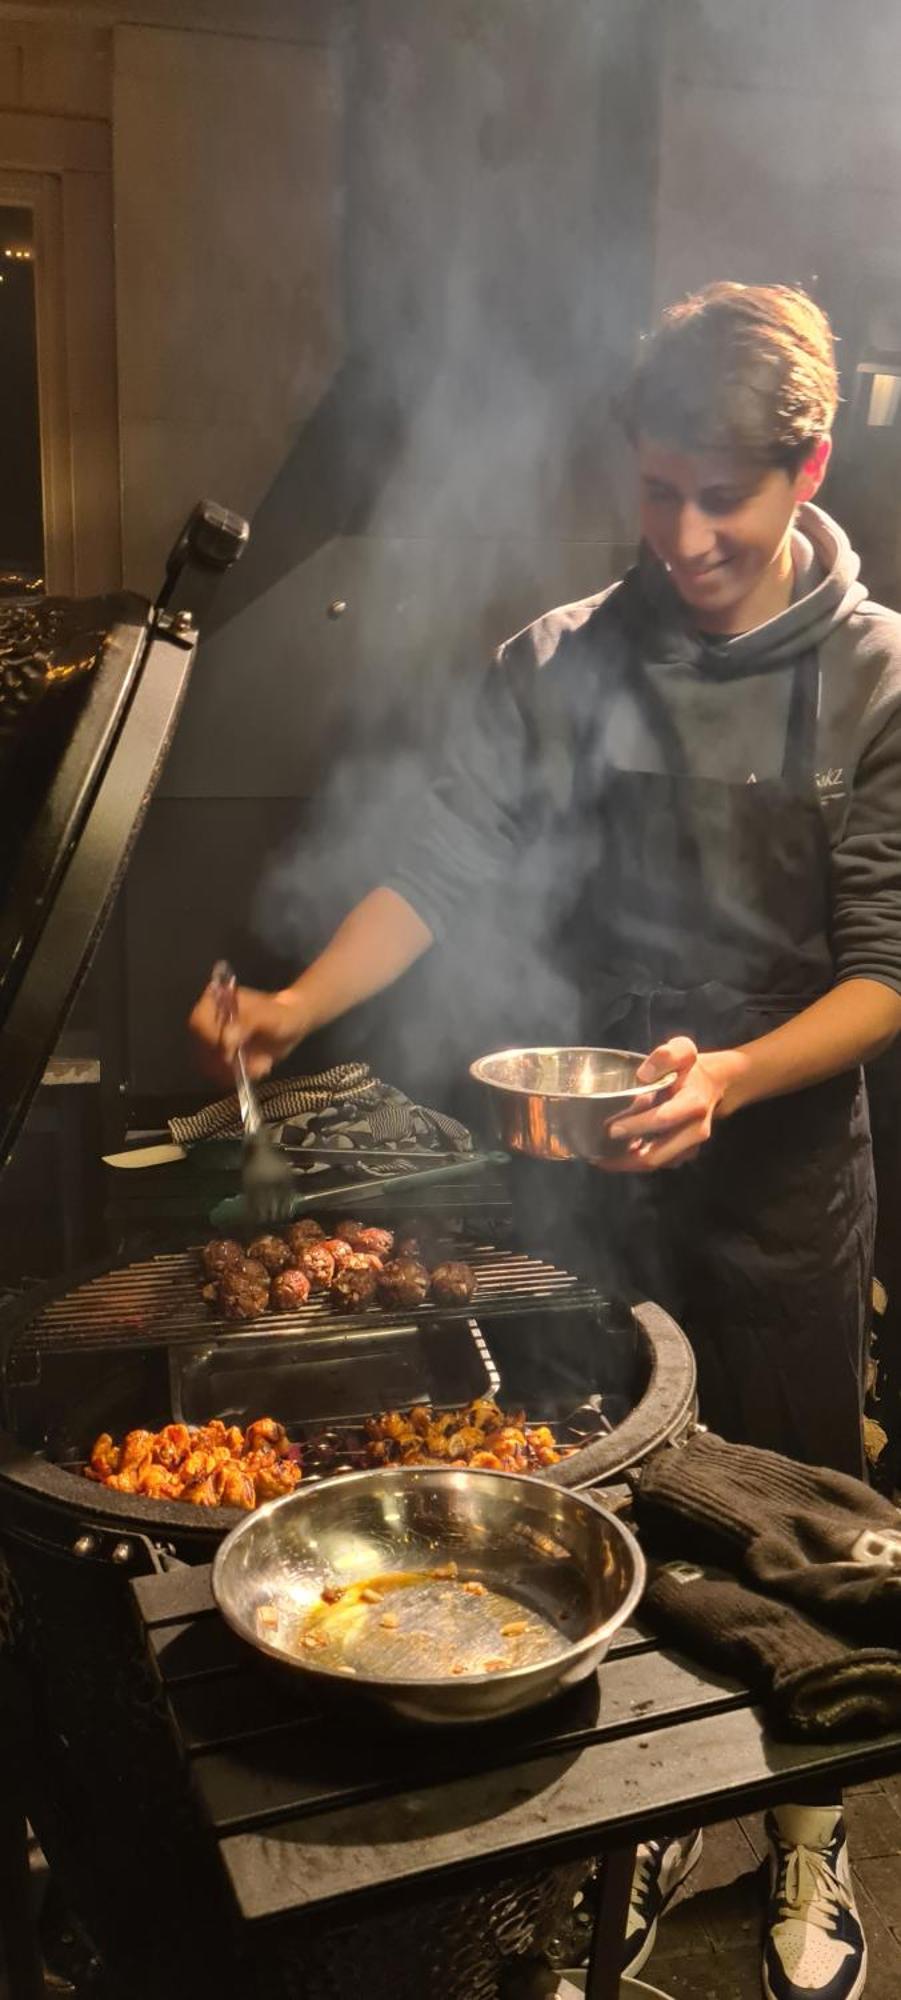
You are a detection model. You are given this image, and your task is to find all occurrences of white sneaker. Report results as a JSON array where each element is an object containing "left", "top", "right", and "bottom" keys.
[
  {"left": 763, "top": 1807, "right": 867, "bottom": 2000},
  {"left": 622, "top": 1829, "right": 703, "bottom": 1975}
]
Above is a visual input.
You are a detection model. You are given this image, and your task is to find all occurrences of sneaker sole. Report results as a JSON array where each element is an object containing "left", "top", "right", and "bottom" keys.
[
  {"left": 557, "top": 1978, "right": 676, "bottom": 1998},
  {"left": 761, "top": 1938, "right": 868, "bottom": 2000},
  {"left": 623, "top": 1832, "right": 704, "bottom": 1978}
]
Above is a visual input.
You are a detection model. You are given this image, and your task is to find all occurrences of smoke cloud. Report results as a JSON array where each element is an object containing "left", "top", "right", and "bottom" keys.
[{"left": 244, "top": 0, "right": 655, "bottom": 1096}]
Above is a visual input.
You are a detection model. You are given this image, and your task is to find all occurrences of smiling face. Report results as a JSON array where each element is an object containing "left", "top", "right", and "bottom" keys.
[{"left": 637, "top": 437, "right": 829, "bottom": 636}]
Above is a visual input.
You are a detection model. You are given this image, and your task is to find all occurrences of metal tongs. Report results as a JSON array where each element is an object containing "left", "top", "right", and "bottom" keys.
[{"left": 210, "top": 959, "right": 296, "bottom": 1226}]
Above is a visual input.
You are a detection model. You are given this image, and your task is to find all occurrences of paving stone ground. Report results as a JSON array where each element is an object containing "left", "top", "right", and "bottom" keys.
[{"left": 646, "top": 1777, "right": 901, "bottom": 1998}]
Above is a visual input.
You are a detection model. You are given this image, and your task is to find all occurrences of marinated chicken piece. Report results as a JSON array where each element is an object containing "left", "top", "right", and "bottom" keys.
[
  {"left": 318, "top": 1236, "right": 354, "bottom": 1271},
  {"left": 469, "top": 1399, "right": 508, "bottom": 1431},
  {"left": 248, "top": 1455, "right": 302, "bottom": 1501},
  {"left": 244, "top": 1417, "right": 291, "bottom": 1457},
  {"left": 134, "top": 1463, "right": 184, "bottom": 1502},
  {"left": 192, "top": 1419, "right": 245, "bottom": 1455},
  {"left": 154, "top": 1422, "right": 193, "bottom": 1469},
  {"left": 330, "top": 1265, "right": 378, "bottom": 1313},
  {"left": 89, "top": 1432, "right": 120, "bottom": 1479},
  {"left": 105, "top": 1464, "right": 151, "bottom": 1495},
  {"left": 247, "top": 1233, "right": 294, "bottom": 1276},
  {"left": 213, "top": 1462, "right": 258, "bottom": 1509},
  {"left": 108, "top": 1464, "right": 171, "bottom": 1496},
  {"left": 180, "top": 1444, "right": 231, "bottom": 1485},
  {"left": 200, "top": 1237, "right": 246, "bottom": 1280},
  {"left": 429, "top": 1261, "right": 476, "bottom": 1307},
  {"left": 183, "top": 1458, "right": 257, "bottom": 1508},
  {"left": 214, "top": 1262, "right": 270, "bottom": 1321},
  {"left": 181, "top": 1472, "right": 220, "bottom": 1507},
  {"left": 447, "top": 1426, "right": 486, "bottom": 1460},
  {"left": 83, "top": 1415, "right": 301, "bottom": 1510},
  {"left": 376, "top": 1257, "right": 430, "bottom": 1310},
  {"left": 270, "top": 1267, "right": 312, "bottom": 1312},
  {"left": 362, "top": 1399, "right": 564, "bottom": 1472},
  {"left": 298, "top": 1242, "right": 336, "bottom": 1290},
  {"left": 284, "top": 1218, "right": 326, "bottom": 1258},
  {"left": 118, "top": 1428, "right": 156, "bottom": 1471},
  {"left": 340, "top": 1249, "right": 384, "bottom": 1274}
]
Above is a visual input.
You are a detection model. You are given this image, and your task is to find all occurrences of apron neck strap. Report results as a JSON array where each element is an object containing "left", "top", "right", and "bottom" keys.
[{"left": 782, "top": 651, "right": 821, "bottom": 788}]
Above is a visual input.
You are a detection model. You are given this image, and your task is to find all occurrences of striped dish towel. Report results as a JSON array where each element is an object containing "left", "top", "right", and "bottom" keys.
[{"left": 168, "top": 1063, "right": 472, "bottom": 1174}]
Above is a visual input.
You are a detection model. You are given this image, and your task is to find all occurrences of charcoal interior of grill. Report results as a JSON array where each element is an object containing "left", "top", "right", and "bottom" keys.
[{"left": 174, "top": 1317, "right": 499, "bottom": 1430}]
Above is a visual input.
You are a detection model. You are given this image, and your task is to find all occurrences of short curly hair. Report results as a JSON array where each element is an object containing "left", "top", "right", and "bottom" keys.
[{"left": 623, "top": 282, "right": 839, "bottom": 470}]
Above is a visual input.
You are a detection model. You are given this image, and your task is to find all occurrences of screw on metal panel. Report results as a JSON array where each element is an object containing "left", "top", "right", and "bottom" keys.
[
  {"left": 73, "top": 1534, "right": 96, "bottom": 1557},
  {"left": 327, "top": 599, "right": 347, "bottom": 619},
  {"left": 110, "top": 1541, "right": 133, "bottom": 1565},
  {"left": 171, "top": 609, "right": 197, "bottom": 642}
]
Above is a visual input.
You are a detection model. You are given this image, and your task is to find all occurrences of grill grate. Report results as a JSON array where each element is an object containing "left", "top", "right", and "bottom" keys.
[{"left": 16, "top": 1242, "right": 604, "bottom": 1357}]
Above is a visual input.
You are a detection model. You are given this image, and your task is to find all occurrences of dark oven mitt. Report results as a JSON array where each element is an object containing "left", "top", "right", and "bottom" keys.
[
  {"left": 635, "top": 1430, "right": 901, "bottom": 1647},
  {"left": 643, "top": 1556, "right": 901, "bottom": 1739}
]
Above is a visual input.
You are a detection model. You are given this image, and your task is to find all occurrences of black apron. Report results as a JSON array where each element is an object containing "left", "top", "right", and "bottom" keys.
[{"left": 555, "top": 618, "right": 873, "bottom": 1479}]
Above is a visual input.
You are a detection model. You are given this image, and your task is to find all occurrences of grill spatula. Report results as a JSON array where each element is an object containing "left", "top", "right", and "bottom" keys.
[{"left": 209, "top": 960, "right": 296, "bottom": 1227}]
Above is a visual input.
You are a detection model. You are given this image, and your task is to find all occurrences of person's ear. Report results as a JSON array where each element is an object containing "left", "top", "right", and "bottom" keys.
[{"left": 795, "top": 435, "right": 832, "bottom": 503}]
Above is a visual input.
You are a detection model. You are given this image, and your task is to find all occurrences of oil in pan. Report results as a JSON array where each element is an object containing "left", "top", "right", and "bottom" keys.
[{"left": 287, "top": 1564, "right": 566, "bottom": 1680}]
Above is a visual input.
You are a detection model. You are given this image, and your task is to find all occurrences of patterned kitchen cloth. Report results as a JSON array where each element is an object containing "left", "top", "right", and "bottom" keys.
[{"left": 168, "top": 1063, "right": 473, "bottom": 1177}]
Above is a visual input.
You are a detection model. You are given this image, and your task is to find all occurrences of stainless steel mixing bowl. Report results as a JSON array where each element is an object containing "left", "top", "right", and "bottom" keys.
[
  {"left": 212, "top": 1465, "right": 645, "bottom": 1726},
  {"left": 470, "top": 1046, "right": 676, "bottom": 1161}
]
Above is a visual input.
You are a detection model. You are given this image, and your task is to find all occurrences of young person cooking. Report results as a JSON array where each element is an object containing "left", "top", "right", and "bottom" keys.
[{"left": 191, "top": 284, "right": 901, "bottom": 2000}]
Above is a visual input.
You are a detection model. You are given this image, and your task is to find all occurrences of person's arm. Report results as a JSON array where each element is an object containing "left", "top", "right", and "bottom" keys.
[
  {"left": 189, "top": 888, "right": 434, "bottom": 1081},
  {"left": 719, "top": 977, "right": 901, "bottom": 1110},
  {"left": 604, "top": 978, "right": 901, "bottom": 1172}
]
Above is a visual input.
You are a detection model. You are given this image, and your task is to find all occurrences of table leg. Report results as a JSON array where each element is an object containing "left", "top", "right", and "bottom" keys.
[{"left": 583, "top": 1844, "right": 636, "bottom": 2000}]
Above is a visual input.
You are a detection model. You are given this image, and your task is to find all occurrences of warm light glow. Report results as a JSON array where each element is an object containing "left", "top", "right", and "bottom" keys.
[
  {"left": 867, "top": 372, "right": 901, "bottom": 427},
  {"left": 578, "top": 1056, "right": 595, "bottom": 1095}
]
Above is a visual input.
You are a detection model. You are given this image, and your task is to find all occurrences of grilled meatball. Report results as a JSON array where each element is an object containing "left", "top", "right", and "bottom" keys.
[
  {"left": 330, "top": 1265, "right": 378, "bottom": 1313},
  {"left": 341, "top": 1249, "right": 384, "bottom": 1274},
  {"left": 284, "top": 1218, "right": 325, "bottom": 1256},
  {"left": 334, "top": 1218, "right": 367, "bottom": 1246},
  {"left": 319, "top": 1236, "right": 354, "bottom": 1270},
  {"left": 298, "top": 1242, "right": 336, "bottom": 1289},
  {"left": 200, "top": 1237, "right": 246, "bottom": 1280},
  {"left": 215, "top": 1260, "right": 270, "bottom": 1321},
  {"left": 270, "top": 1267, "right": 312, "bottom": 1312},
  {"left": 376, "top": 1257, "right": 430, "bottom": 1310},
  {"left": 350, "top": 1225, "right": 394, "bottom": 1259},
  {"left": 247, "top": 1233, "right": 293, "bottom": 1276},
  {"left": 429, "top": 1261, "right": 477, "bottom": 1307}
]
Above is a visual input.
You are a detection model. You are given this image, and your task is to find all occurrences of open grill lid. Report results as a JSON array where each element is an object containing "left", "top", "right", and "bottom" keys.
[{"left": 0, "top": 502, "right": 248, "bottom": 1174}]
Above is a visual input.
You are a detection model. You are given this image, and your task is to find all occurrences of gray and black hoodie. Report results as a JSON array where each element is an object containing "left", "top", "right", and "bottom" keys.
[{"left": 386, "top": 503, "right": 901, "bottom": 1007}]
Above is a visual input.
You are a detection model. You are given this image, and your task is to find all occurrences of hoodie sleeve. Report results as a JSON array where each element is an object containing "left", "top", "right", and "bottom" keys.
[{"left": 830, "top": 684, "right": 901, "bottom": 998}]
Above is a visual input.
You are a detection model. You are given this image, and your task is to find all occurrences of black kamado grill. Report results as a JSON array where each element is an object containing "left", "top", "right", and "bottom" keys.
[{"left": 0, "top": 519, "right": 696, "bottom": 2000}]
